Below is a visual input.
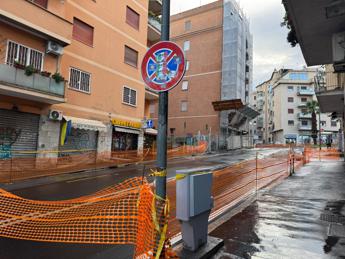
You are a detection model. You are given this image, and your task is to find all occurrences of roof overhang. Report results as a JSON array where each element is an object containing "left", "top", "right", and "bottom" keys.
[
  {"left": 283, "top": 0, "right": 345, "bottom": 66},
  {"left": 212, "top": 99, "right": 244, "bottom": 111}
]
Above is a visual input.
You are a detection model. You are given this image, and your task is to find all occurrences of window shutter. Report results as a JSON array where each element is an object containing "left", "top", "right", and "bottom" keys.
[
  {"left": 130, "top": 89, "right": 136, "bottom": 105},
  {"left": 126, "top": 6, "right": 140, "bottom": 30},
  {"left": 124, "top": 46, "right": 138, "bottom": 67},
  {"left": 123, "top": 87, "right": 130, "bottom": 103},
  {"left": 73, "top": 18, "right": 94, "bottom": 46}
]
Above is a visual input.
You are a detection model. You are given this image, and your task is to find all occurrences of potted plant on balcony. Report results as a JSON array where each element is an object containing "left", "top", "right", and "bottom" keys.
[
  {"left": 24, "top": 65, "right": 38, "bottom": 76},
  {"left": 13, "top": 59, "right": 25, "bottom": 70},
  {"left": 40, "top": 71, "right": 51, "bottom": 77},
  {"left": 52, "top": 72, "right": 65, "bottom": 84}
]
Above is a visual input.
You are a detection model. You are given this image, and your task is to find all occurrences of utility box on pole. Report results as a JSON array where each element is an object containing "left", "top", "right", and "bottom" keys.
[{"left": 176, "top": 168, "right": 214, "bottom": 251}]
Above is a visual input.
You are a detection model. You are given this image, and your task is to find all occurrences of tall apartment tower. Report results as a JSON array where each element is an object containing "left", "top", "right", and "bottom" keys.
[{"left": 159, "top": 0, "right": 253, "bottom": 147}]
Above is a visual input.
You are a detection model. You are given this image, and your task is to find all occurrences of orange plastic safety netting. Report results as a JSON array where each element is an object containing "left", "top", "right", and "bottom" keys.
[
  {"left": 0, "top": 177, "right": 172, "bottom": 259},
  {"left": 0, "top": 142, "right": 208, "bottom": 183},
  {"left": 304, "top": 147, "right": 343, "bottom": 162}
]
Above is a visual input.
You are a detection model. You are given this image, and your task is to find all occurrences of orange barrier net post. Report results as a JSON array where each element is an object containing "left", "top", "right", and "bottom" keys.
[{"left": 0, "top": 177, "right": 170, "bottom": 259}]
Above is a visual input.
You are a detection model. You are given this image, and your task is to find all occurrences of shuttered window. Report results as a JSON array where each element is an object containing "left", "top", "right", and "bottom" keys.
[
  {"left": 126, "top": 6, "right": 140, "bottom": 30},
  {"left": 124, "top": 46, "right": 138, "bottom": 67},
  {"left": 123, "top": 86, "right": 137, "bottom": 106},
  {"left": 6, "top": 41, "right": 43, "bottom": 71},
  {"left": 69, "top": 67, "right": 91, "bottom": 93},
  {"left": 29, "top": 0, "right": 48, "bottom": 8},
  {"left": 72, "top": 18, "right": 94, "bottom": 46}
]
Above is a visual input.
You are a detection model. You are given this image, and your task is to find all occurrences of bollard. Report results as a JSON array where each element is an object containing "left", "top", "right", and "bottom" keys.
[{"left": 176, "top": 167, "right": 214, "bottom": 251}]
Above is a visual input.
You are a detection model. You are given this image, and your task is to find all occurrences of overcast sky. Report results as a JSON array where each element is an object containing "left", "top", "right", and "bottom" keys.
[{"left": 171, "top": 0, "right": 307, "bottom": 87}]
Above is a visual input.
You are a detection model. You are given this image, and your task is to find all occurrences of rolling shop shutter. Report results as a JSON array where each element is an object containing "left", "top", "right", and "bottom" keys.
[{"left": 0, "top": 109, "right": 39, "bottom": 157}]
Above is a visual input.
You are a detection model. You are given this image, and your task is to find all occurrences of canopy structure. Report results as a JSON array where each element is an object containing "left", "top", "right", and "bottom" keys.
[
  {"left": 212, "top": 99, "right": 244, "bottom": 111},
  {"left": 63, "top": 116, "right": 107, "bottom": 132}
]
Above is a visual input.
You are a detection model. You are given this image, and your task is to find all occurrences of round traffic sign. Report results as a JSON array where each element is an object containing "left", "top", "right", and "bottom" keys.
[{"left": 141, "top": 41, "right": 186, "bottom": 92}]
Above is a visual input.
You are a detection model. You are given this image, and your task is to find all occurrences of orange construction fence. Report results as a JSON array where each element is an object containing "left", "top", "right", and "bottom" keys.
[
  {"left": 0, "top": 147, "right": 340, "bottom": 258},
  {"left": 0, "top": 142, "right": 208, "bottom": 183}
]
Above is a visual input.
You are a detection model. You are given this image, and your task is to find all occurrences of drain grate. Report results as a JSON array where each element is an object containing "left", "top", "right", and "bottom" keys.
[{"left": 320, "top": 213, "right": 345, "bottom": 224}]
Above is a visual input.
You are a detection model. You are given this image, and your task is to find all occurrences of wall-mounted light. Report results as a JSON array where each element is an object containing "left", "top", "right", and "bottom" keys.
[{"left": 326, "top": 0, "right": 345, "bottom": 19}]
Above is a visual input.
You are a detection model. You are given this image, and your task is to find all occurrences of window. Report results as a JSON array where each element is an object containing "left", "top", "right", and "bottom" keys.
[
  {"left": 288, "top": 109, "right": 294, "bottom": 114},
  {"left": 73, "top": 18, "right": 94, "bottom": 46},
  {"left": 300, "top": 86, "right": 307, "bottom": 90},
  {"left": 321, "top": 121, "right": 327, "bottom": 126},
  {"left": 289, "top": 73, "right": 308, "bottom": 80},
  {"left": 288, "top": 86, "right": 294, "bottom": 92},
  {"left": 301, "top": 121, "right": 308, "bottom": 126},
  {"left": 181, "top": 101, "right": 188, "bottom": 112},
  {"left": 149, "top": 103, "right": 155, "bottom": 114},
  {"left": 288, "top": 97, "right": 294, "bottom": 103},
  {"left": 126, "top": 6, "right": 140, "bottom": 30},
  {"left": 183, "top": 41, "right": 190, "bottom": 51},
  {"left": 29, "top": 0, "right": 48, "bottom": 8},
  {"left": 185, "top": 20, "right": 191, "bottom": 31},
  {"left": 6, "top": 41, "right": 44, "bottom": 71},
  {"left": 124, "top": 46, "right": 138, "bottom": 67},
  {"left": 184, "top": 121, "right": 187, "bottom": 129},
  {"left": 182, "top": 81, "right": 189, "bottom": 91},
  {"left": 301, "top": 97, "right": 307, "bottom": 102},
  {"left": 123, "top": 86, "right": 137, "bottom": 106},
  {"left": 288, "top": 120, "right": 294, "bottom": 126},
  {"left": 331, "top": 121, "right": 337, "bottom": 127},
  {"left": 186, "top": 60, "right": 190, "bottom": 71},
  {"left": 254, "top": 96, "right": 256, "bottom": 100},
  {"left": 69, "top": 67, "right": 91, "bottom": 93}
]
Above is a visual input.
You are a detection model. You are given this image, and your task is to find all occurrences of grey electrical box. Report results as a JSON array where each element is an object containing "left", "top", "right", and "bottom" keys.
[{"left": 176, "top": 167, "right": 214, "bottom": 251}]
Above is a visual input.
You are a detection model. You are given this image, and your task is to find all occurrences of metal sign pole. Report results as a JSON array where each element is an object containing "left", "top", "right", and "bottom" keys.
[{"left": 156, "top": 0, "right": 170, "bottom": 199}]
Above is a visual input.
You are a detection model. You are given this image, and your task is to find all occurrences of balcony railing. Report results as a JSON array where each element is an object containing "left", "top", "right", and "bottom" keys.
[
  {"left": 314, "top": 70, "right": 345, "bottom": 93},
  {"left": 297, "top": 88, "right": 315, "bottom": 96},
  {"left": 298, "top": 113, "right": 312, "bottom": 119},
  {"left": 0, "top": 64, "right": 65, "bottom": 97},
  {"left": 148, "top": 15, "right": 162, "bottom": 32},
  {"left": 298, "top": 124, "right": 312, "bottom": 131}
]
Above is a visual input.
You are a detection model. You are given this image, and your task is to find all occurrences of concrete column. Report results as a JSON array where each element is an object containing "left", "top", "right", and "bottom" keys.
[
  {"left": 137, "top": 130, "right": 144, "bottom": 155},
  {"left": 37, "top": 115, "right": 61, "bottom": 168},
  {"left": 97, "top": 124, "right": 112, "bottom": 159}
]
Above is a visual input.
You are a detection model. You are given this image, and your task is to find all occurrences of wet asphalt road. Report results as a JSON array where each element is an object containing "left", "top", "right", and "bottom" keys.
[
  {"left": 0, "top": 148, "right": 285, "bottom": 259},
  {"left": 211, "top": 160, "right": 345, "bottom": 259}
]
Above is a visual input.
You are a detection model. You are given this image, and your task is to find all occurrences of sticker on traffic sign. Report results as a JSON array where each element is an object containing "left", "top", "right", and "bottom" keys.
[{"left": 141, "top": 41, "right": 186, "bottom": 92}]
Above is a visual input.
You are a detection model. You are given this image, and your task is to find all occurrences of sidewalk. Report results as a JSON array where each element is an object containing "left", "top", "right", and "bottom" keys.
[{"left": 210, "top": 160, "right": 345, "bottom": 258}]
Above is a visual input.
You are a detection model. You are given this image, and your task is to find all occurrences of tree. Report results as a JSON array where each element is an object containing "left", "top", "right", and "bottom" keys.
[
  {"left": 281, "top": 12, "right": 299, "bottom": 47},
  {"left": 306, "top": 100, "right": 319, "bottom": 145}
]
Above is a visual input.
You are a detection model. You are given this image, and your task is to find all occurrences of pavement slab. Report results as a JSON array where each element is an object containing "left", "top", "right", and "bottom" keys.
[{"left": 210, "top": 161, "right": 345, "bottom": 259}]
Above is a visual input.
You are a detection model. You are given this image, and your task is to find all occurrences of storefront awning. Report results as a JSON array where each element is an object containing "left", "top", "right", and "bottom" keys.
[
  {"left": 63, "top": 116, "right": 107, "bottom": 132},
  {"left": 114, "top": 126, "right": 140, "bottom": 135},
  {"left": 145, "top": 128, "right": 158, "bottom": 135}
]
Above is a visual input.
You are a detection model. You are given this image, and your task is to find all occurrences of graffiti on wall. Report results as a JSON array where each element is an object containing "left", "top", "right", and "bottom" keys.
[{"left": 0, "top": 127, "right": 21, "bottom": 159}]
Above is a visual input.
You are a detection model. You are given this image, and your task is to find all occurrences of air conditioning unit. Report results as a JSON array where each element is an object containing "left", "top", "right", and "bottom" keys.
[
  {"left": 48, "top": 110, "right": 63, "bottom": 121},
  {"left": 46, "top": 41, "right": 64, "bottom": 56},
  {"left": 332, "top": 32, "right": 345, "bottom": 63}
]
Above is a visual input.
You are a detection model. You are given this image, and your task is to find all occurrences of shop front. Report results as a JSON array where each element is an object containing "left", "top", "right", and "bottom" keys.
[
  {"left": 111, "top": 119, "right": 142, "bottom": 151},
  {"left": 59, "top": 116, "right": 107, "bottom": 157}
]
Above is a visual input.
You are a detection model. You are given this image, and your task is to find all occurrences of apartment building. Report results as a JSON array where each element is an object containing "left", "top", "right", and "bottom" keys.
[
  {"left": 151, "top": 0, "right": 253, "bottom": 148},
  {"left": 0, "top": 0, "right": 161, "bottom": 158},
  {"left": 252, "top": 68, "right": 340, "bottom": 145}
]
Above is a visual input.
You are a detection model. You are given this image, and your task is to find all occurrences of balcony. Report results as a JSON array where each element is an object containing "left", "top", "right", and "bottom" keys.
[
  {"left": 297, "top": 88, "right": 315, "bottom": 96},
  {"left": 298, "top": 124, "right": 312, "bottom": 131},
  {"left": 298, "top": 113, "right": 312, "bottom": 119},
  {"left": 314, "top": 67, "right": 344, "bottom": 114},
  {"left": 298, "top": 103, "right": 307, "bottom": 108},
  {"left": 0, "top": 64, "right": 65, "bottom": 104},
  {"left": 149, "top": 0, "right": 162, "bottom": 15},
  {"left": 148, "top": 15, "right": 161, "bottom": 43},
  {"left": 0, "top": 0, "right": 72, "bottom": 46}
]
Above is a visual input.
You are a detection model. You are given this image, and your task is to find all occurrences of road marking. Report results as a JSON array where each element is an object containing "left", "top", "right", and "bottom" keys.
[{"left": 67, "top": 174, "right": 109, "bottom": 183}]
